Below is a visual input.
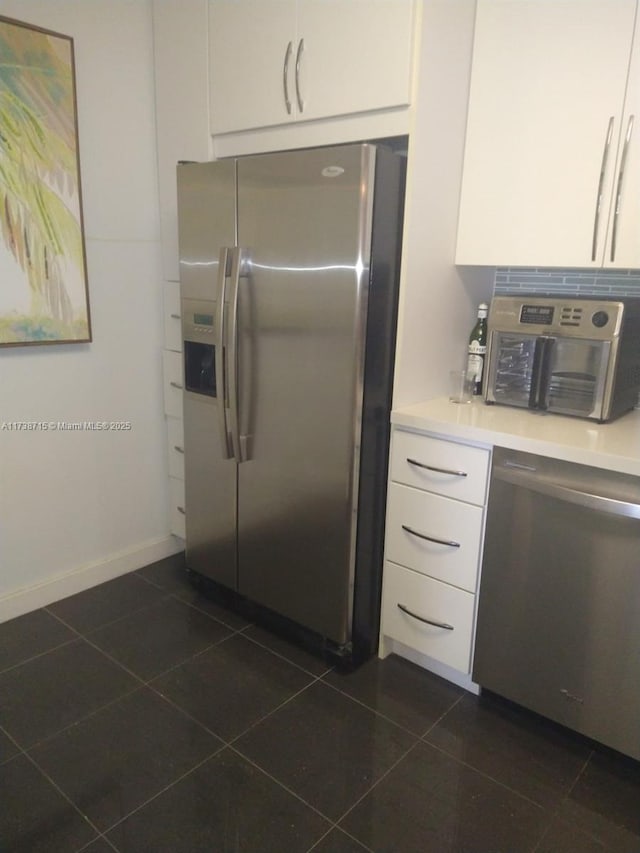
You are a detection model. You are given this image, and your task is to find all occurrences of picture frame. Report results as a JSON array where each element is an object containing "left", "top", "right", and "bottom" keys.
[{"left": 0, "top": 14, "right": 91, "bottom": 347}]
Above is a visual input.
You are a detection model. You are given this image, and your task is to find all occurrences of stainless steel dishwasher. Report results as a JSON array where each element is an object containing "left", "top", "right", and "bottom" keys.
[{"left": 473, "top": 446, "right": 640, "bottom": 760}]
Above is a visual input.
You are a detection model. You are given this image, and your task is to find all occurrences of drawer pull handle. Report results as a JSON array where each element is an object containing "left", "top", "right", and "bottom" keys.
[
  {"left": 170, "top": 313, "right": 181, "bottom": 320},
  {"left": 174, "top": 445, "right": 184, "bottom": 454},
  {"left": 170, "top": 381, "right": 183, "bottom": 390},
  {"left": 406, "top": 457, "right": 467, "bottom": 477},
  {"left": 397, "top": 603, "right": 454, "bottom": 631},
  {"left": 177, "top": 506, "right": 186, "bottom": 515},
  {"left": 402, "top": 524, "right": 460, "bottom": 549}
]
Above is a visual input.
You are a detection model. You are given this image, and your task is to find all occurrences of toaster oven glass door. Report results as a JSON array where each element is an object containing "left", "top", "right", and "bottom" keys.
[
  {"left": 488, "top": 333, "right": 538, "bottom": 408},
  {"left": 543, "top": 337, "right": 609, "bottom": 418}
]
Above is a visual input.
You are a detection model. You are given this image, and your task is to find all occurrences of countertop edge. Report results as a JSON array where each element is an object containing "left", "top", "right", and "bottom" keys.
[{"left": 391, "top": 398, "right": 640, "bottom": 477}]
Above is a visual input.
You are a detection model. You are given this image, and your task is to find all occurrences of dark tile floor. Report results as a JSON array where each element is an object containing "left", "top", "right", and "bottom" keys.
[{"left": 1, "top": 553, "right": 639, "bottom": 853}]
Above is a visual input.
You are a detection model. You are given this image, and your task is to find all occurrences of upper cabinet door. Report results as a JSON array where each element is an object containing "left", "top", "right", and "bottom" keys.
[
  {"left": 209, "top": 0, "right": 297, "bottom": 134},
  {"left": 605, "top": 21, "right": 640, "bottom": 269},
  {"left": 456, "top": 0, "right": 637, "bottom": 268},
  {"left": 295, "top": 0, "right": 414, "bottom": 122}
]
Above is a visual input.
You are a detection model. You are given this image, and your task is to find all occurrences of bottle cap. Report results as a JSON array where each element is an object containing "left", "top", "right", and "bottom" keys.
[{"left": 478, "top": 302, "right": 488, "bottom": 317}]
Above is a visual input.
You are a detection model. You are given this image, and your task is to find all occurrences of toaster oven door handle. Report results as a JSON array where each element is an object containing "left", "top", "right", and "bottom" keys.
[
  {"left": 528, "top": 336, "right": 553, "bottom": 409},
  {"left": 536, "top": 336, "right": 555, "bottom": 411}
]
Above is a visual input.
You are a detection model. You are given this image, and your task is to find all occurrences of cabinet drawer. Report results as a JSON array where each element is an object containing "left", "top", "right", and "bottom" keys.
[
  {"left": 386, "top": 483, "right": 482, "bottom": 593},
  {"left": 391, "top": 430, "right": 489, "bottom": 506},
  {"left": 381, "top": 561, "right": 475, "bottom": 673},
  {"left": 162, "top": 350, "right": 184, "bottom": 419},
  {"left": 167, "top": 417, "right": 185, "bottom": 481},
  {"left": 169, "top": 476, "right": 186, "bottom": 539},
  {"left": 163, "top": 281, "right": 182, "bottom": 353}
]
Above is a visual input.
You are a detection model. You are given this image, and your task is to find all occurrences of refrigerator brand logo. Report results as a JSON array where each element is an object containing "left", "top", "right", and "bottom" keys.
[{"left": 321, "top": 166, "right": 345, "bottom": 178}]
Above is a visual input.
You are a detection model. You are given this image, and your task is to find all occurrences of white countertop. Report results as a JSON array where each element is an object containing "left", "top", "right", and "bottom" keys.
[{"left": 391, "top": 398, "right": 640, "bottom": 476}]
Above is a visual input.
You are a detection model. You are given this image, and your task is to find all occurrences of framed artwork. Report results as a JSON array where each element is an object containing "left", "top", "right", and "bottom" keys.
[{"left": 0, "top": 15, "right": 91, "bottom": 347}]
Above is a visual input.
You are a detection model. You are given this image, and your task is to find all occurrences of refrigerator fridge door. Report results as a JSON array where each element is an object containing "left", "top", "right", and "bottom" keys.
[
  {"left": 177, "top": 161, "right": 239, "bottom": 589},
  {"left": 235, "top": 144, "right": 377, "bottom": 644}
]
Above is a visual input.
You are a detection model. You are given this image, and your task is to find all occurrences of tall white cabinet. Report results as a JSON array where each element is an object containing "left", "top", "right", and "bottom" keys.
[
  {"left": 456, "top": 0, "right": 640, "bottom": 269},
  {"left": 153, "top": 0, "right": 212, "bottom": 540}
]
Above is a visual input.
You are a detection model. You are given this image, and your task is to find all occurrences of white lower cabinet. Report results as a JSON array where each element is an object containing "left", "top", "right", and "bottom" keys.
[
  {"left": 381, "top": 561, "right": 476, "bottom": 672},
  {"left": 169, "top": 475, "right": 186, "bottom": 540},
  {"left": 380, "top": 428, "right": 490, "bottom": 688}
]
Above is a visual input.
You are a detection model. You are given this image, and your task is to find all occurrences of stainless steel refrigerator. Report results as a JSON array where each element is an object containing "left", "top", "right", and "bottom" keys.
[{"left": 177, "top": 143, "right": 405, "bottom": 662}]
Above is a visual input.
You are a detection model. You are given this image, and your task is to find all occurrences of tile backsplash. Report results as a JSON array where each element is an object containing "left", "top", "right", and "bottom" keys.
[{"left": 494, "top": 268, "right": 640, "bottom": 297}]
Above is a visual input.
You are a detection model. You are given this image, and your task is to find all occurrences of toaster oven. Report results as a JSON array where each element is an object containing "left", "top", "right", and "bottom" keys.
[{"left": 484, "top": 296, "right": 640, "bottom": 422}]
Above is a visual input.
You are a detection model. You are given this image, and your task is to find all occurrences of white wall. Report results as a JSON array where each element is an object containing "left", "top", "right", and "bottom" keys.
[
  {"left": 0, "top": 0, "right": 178, "bottom": 621},
  {"left": 392, "top": 0, "right": 494, "bottom": 407}
]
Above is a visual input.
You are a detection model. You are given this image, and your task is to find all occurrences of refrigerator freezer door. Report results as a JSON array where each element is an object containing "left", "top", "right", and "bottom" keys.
[
  {"left": 177, "top": 161, "right": 239, "bottom": 588},
  {"left": 235, "top": 144, "right": 376, "bottom": 644}
]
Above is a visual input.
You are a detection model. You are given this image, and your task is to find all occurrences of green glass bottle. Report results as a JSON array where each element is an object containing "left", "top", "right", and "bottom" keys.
[{"left": 467, "top": 303, "right": 488, "bottom": 396}]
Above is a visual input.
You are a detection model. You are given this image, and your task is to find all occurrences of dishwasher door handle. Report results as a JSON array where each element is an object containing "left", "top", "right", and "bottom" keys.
[{"left": 495, "top": 465, "right": 640, "bottom": 519}]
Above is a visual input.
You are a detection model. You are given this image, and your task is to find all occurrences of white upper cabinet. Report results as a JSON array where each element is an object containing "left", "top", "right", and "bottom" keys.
[
  {"left": 295, "top": 1, "right": 414, "bottom": 123},
  {"left": 209, "top": 0, "right": 414, "bottom": 135},
  {"left": 608, "top": 19, "right": 640, "bottom": 268},
  {"left": 209, "top": 1, "right": 297, "bottom": 134},
  {"left": 456, "top": 0, "right": 639, "bottom": 269}
]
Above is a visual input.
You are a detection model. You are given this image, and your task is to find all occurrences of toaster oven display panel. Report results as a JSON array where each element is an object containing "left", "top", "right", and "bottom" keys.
[{"left": 520, "top": 305, "right": 554, "bottom": 325}]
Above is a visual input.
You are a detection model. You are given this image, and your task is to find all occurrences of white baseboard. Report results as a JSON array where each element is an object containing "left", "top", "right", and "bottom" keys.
[{"left": 0, "top": 536, "right": 184, "bottom": 624}]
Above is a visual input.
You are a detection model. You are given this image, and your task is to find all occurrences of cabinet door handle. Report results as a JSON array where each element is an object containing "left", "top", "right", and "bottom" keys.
[
  {"left": 173, "top": 445, "right": 184, "bottom": 454},
  {"left": 170, "top": 313, "right": 181, "bottom": 320},
  {"left": 591, "top": 116, "right": 615, "bottom": 261},
  {"left": 170, "top": 381, "right": 183, "bottom": 389},
  {"left": 401, "top": 524, "right": 460, "bottom": 549},
  {"left": 406, "top": 457, "right": 467, "bottom": 477},
  {"left": 397, "top": 603, "right": 454, "bottom": 630},
  {"left": 283, "top": 40, "right": 293, "bottom": 114},
  {"left": 295, "top": 38, "right": 305, "bottom": 113},
  {"left": 177, "top": 506, "right": 185, "bottom": 515},
  {"left": 610, "top": 114, "right": 634, "bottom": 262}
]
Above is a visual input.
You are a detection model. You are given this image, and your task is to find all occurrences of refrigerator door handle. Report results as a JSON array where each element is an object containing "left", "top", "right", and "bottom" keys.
[
  {"left": 227, "top": 247, "right": 244, "bottom": 463},
  {"left": 215, "top": 247, "right": 234, "bottom": 459}
]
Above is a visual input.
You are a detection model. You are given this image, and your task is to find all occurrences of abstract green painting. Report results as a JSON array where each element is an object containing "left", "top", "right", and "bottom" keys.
[{"left": 0, "top": 15, "right": 90, "bottom": 346}]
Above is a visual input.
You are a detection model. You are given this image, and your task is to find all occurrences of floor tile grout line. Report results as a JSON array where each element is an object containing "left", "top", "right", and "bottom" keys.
[
  {"left": 0, "top": 635, "right": 79, "bottom": 677},
  {"left": 226, "top": 670, "right": 328, "bottom": 748},
  {"left": 419, "top": 737, "right": 556, "bottom": 813},
  {"left": 332, "top": 737, "right": 425, "bottom": 827},
  {"left": 529, "top": 747, "right": 602, "bottom": 853},
  {"left": 7, "top": 613, "right": 244, "bottom": 756},
  {"left": 316, "top": 673, "right": 438, "bottom": 741},
  {"left": 20, "top": 747, "right": 111, "bottom": 848},
  {"left": 226, "top": 741, "right": 338, "bottom": 826},
  {"left": 236, "top": 625, "right": 335, "bottom": 679},
  {"left": 22, "top": 683, "right": 143, "bottom": 756},
  {"left": 168, "top": 589, "right": 254, "bottom": 631},
  {"left": 305, "top": 824, "right": 375, "bottom": 853},
  {"left": 44, "top": 595, "right": 173, "bottom": 641},
  {"left": 140, "top": 623, "right": 250, "bottom": 688},
  {"left": 95, "top": 743, "right": 227, "bottom": 839},
  {"left": 76, "top": 832, "right": 121, "bottom": 853},
  {"left": 419, "top": 690, "right": 466, "bottom": 739},
  {"left": 44, "top": 606, "right": 86, "bottom": 636},
  {"left": 132, "top": 568, "right": 175, "bottom": 591},
  {"left": 0, "top": 724, "right": 28, "bottom": 765}
]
